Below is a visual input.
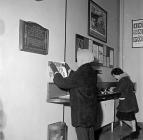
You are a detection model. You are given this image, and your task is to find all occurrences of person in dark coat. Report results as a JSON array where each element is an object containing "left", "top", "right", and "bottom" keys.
[
  {"left": 50, "top": 49, "right": 99, "bottom": 140},
  {"left": 110, "top": 68, "right": 140, "bottom": 139}
]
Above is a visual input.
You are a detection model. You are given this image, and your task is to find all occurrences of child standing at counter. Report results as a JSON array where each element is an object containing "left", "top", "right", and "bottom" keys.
[{"left": 110, "top": 68, "right": 140, "bottom": 139}]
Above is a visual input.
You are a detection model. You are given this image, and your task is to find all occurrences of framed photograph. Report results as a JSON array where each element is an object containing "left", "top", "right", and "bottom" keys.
[
  {"left": 88, "top": 0, "right": 107, "bottom": 42},
  {"left": 132, "top": 19, "right": 143, "bottom": 48}
]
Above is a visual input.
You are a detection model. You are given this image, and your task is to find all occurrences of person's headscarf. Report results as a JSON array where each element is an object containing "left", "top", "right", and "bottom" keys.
[{"left": 77, "top": 49, "right": 94, "bottom": 67}]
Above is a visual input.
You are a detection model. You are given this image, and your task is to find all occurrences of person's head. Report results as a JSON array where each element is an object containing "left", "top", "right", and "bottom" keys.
[
  {"left": 111, "top": 67, "right": 124, "bottom": 80},
  {"left": 77, "top": 49, "right": 94, "bottom": 67}
]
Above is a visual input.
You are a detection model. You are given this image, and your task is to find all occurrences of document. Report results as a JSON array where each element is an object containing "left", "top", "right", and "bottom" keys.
[{"left": 48, "top": 61, "right": 67, "bottom": 83}]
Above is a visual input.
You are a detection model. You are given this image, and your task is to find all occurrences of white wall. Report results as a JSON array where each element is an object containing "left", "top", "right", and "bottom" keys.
[
  {"left": 0, "top": 0, "right": 119, "bottom": 140},
  {"left": 120, "top": 0, "right": 143, "bottom": 122},
  {"left": 0, "top": 0, "right": 65, "bottom": 140}
]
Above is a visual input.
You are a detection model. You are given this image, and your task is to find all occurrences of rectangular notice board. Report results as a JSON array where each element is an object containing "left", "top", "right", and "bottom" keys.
[{"left": 19, "top": 19, "right": 49, "bottom": 55}]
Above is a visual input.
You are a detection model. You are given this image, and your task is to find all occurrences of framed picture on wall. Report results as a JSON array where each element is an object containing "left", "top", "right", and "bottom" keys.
[
  {"left": 19, "top": 19, "right": 49, "bottom": 55},
  {"left": 88, "top": 0, "right": 107, "bottom": 43}
]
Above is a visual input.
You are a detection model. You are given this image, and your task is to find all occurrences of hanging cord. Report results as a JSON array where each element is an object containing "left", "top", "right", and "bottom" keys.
[
  {"left": 63, "top": 0, "right": 68, "bottom": 123},
  {"left": 64, "top": 0, "right": 67, "bottom": 62},
  {"left": 63, "top": 105, "right": 65, "bottom": 122},
  {"left": 120, "top": 0, "right": 124, "bottom": 69}
]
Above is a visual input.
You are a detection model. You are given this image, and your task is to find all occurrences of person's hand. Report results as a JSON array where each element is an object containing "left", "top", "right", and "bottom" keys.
[{"left": 49, "top": 62, "right": 58, "bottom": 74}]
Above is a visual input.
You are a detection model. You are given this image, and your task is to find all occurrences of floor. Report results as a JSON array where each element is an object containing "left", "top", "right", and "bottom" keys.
[{"left": 95, "top": 122, "right": 143, "bottom": 140}]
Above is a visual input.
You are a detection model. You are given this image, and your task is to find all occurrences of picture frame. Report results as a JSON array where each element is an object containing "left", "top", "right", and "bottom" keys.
[
  {"left": 132, "top": 19, "right": 143, "bottom": 48},
  {"left": 19, "top": 19, "right": 49, "bottom": 55},
  {"left": 88, "top": 0, "right": 107, "bottom": 43}
]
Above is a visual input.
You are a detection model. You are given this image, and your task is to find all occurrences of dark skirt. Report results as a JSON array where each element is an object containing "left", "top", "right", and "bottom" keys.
[{"left": 116, "top": 111, "right": 136, "bottom": 121}]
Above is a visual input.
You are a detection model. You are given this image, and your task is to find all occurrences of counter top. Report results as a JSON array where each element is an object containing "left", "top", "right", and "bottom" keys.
[
  {"left": 97, "top": 92, "right": 121, "bottom": 101},
  {"left": 47, "top": 92, "right": 121, "bottom": 105}
]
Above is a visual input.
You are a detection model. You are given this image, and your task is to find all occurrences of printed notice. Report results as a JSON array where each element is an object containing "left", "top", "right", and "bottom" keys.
[{"left": 132, "top": 19, "right": 143, "bottom": 48}]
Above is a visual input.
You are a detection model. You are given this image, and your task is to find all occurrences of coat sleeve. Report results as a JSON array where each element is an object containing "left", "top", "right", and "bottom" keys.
[
  {"left": 53, "top": 70, "right": 79, "bottom": 89},
  {"left": 113, "top": 78, "right": 127, "bottom": 98}
]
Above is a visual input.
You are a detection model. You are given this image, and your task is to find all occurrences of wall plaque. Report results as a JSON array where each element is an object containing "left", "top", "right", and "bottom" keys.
[{"left": 19, "top": 19, "right": 49, "bottom": 55}]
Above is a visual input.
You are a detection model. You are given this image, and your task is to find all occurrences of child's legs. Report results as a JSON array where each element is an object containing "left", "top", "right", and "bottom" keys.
[
  {"left": 117, "top": 111, "right": 137, "bottom": 131},
  {"left": 131, "top": 120, "right": 136, "bottom": 131}
]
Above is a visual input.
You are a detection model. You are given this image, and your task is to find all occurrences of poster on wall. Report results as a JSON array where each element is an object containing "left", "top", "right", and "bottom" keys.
[{"left": 132, "top": 19, "right": 143, "bottom": 48}]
